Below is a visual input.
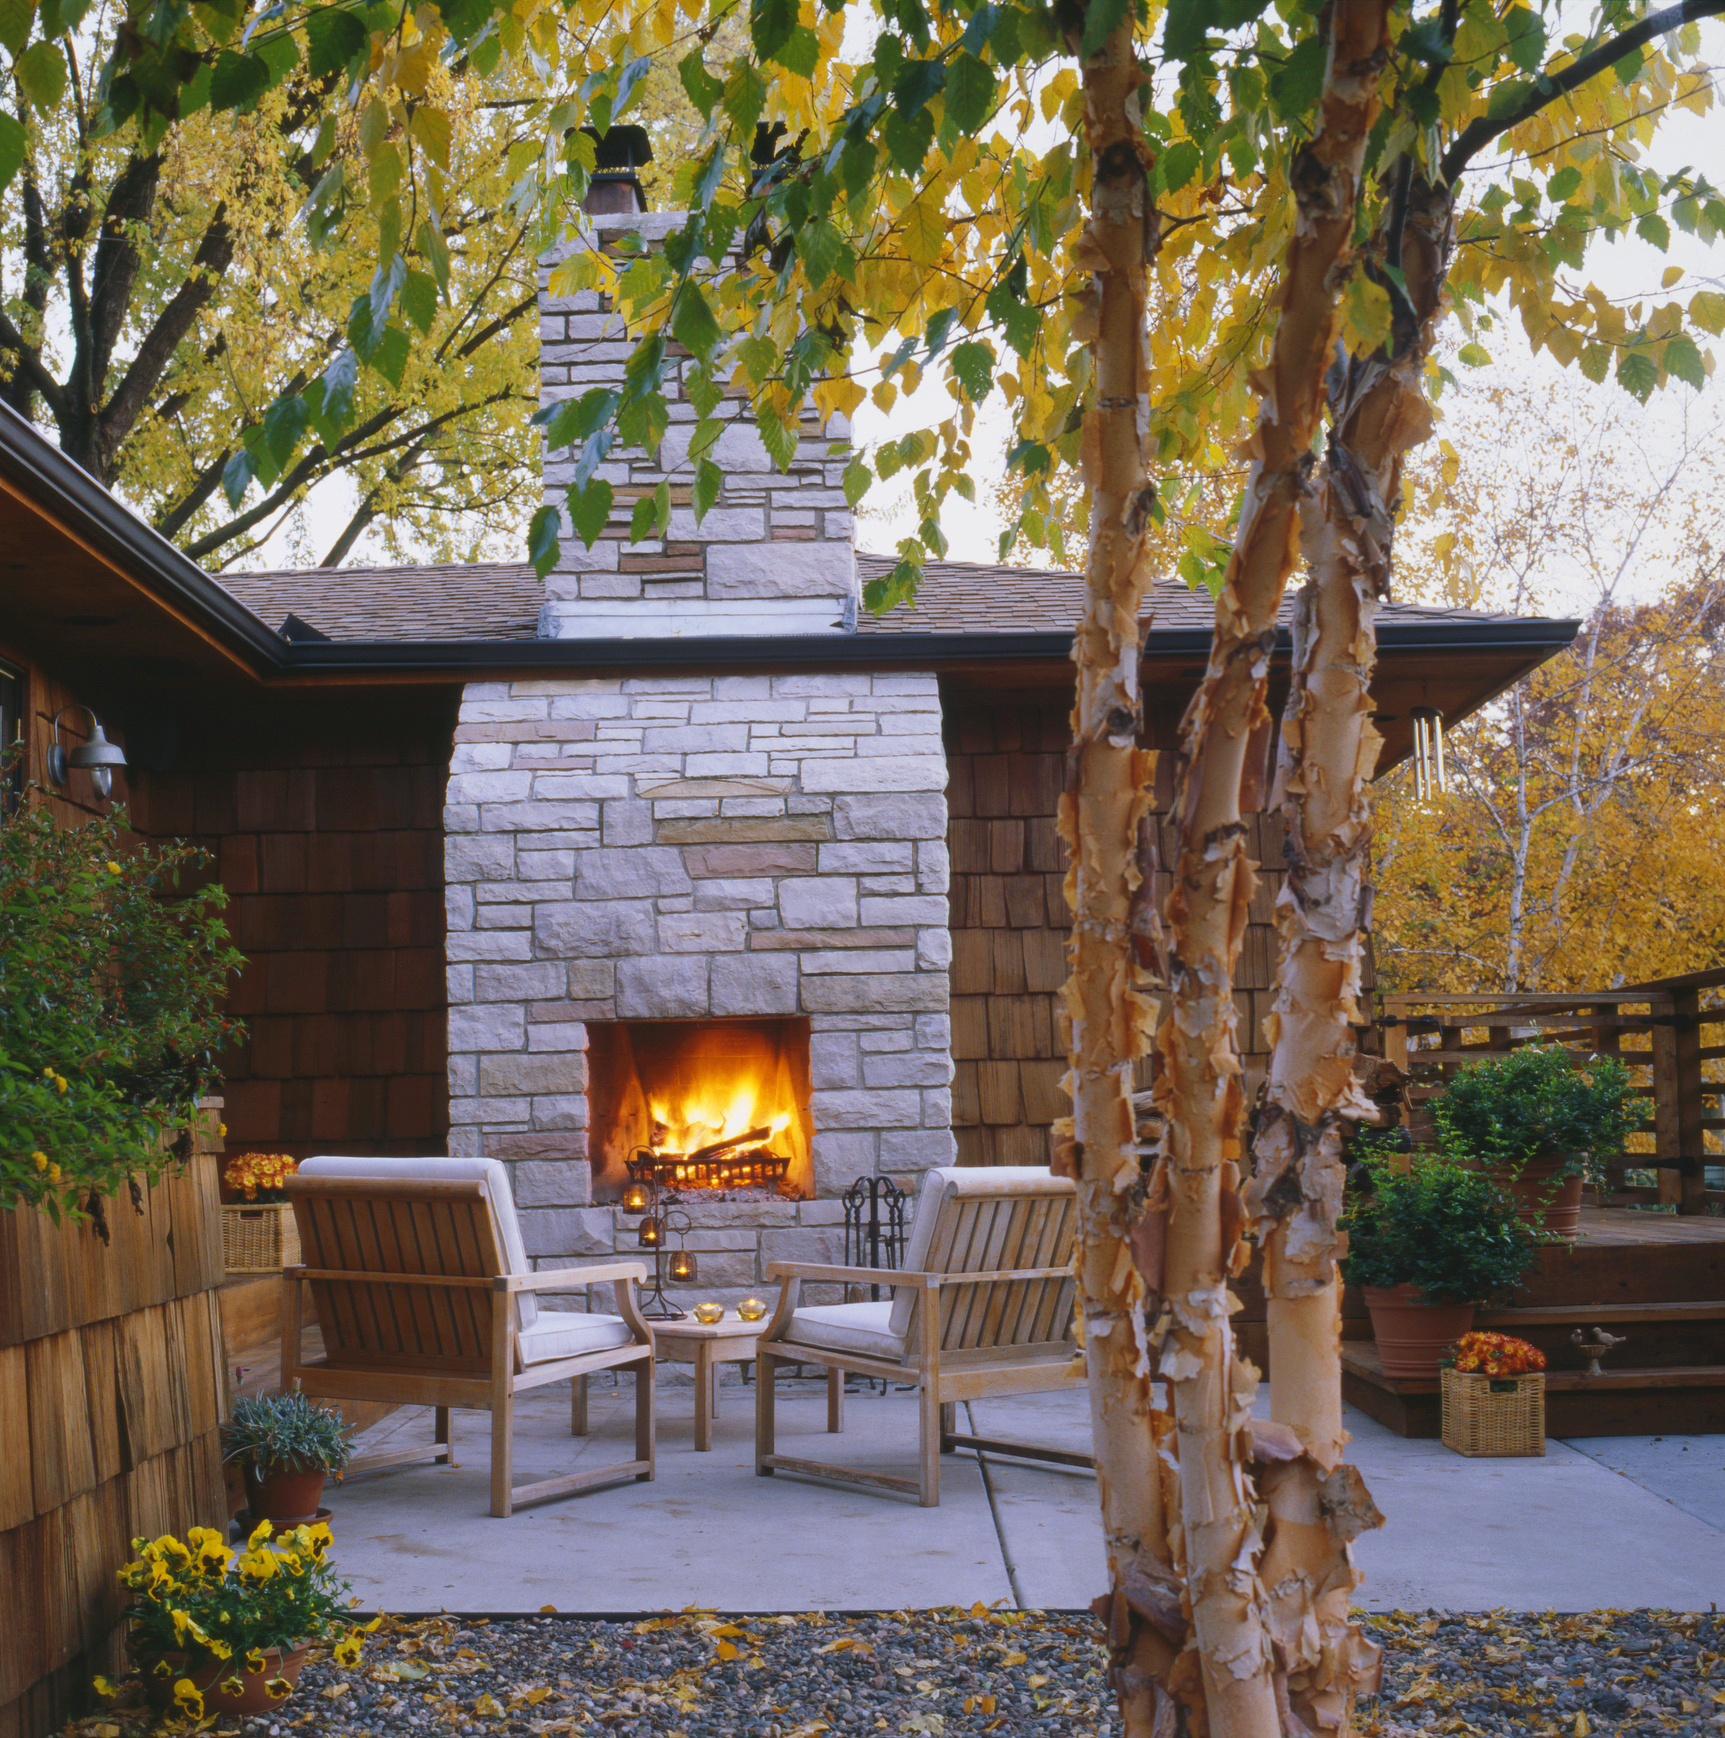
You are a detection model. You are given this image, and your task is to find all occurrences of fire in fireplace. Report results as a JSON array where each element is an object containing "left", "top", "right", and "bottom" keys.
[{"left": 587, "top": 1017, "right": 814, "bottom": 1202}]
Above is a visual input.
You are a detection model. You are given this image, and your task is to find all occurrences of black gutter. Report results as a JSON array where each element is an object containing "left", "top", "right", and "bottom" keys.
[
  {"left": 278, "top": 616, "right": 1582, "bottom": 676},
  {"left": 0, "top": 399, "right": 290, "bottom": 671}
]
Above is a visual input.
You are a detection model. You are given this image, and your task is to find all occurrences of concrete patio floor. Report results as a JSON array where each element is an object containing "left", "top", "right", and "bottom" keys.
[{"left": 320, "top": 1376, "right": 1725, "bottom": 1616}]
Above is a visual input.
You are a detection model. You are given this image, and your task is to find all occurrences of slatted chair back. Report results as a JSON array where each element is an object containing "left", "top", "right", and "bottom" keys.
[
  {"left": 287, "top": 1177, "right": 507, "bottom": 1377},
  {"left": 888, "top": 1168, "right": 1078, "bottom": 1358}
]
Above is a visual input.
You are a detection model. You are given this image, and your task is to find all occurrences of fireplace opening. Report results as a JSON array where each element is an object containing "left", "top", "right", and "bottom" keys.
[{"left": 587, "top": 1018, "right": 814, "bottom": 1203}]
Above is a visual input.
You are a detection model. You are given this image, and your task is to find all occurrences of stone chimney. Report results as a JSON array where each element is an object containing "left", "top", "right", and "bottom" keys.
[{"left": 535, "top": 135, "right": 857, "bottom": 640}]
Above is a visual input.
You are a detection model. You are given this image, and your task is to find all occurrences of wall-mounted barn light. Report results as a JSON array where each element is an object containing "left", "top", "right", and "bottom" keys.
[{"left": 48, "top": 705, "right": 127, "bottom": 800}]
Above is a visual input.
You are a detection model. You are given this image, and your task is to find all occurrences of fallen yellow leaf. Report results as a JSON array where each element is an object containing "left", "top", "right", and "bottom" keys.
[
  {"left": 1575, "top": 1714, "right": 1590, "bottom": 1737},
  {"left": 999, "top": 1651, "right": 1027, "bottom": 1667},
  {"left": 1028, "top": 1675, "right": 1048, "bottom": 1688},
  {"left": 716, "top": 1639, "right": 743, "bottom": 1662},
  {"left": 475, "top": 1691, "right": 504, "bottom": 1717},
  {"left": 321, "top": 1683, "right": 351, "bottom": 1700}
]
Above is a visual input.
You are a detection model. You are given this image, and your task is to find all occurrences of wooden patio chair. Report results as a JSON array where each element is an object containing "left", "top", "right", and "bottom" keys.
[
  {"left": 754, "top": 1165, "right": 1089, "bottom": 1506},
  {"left": 282, "top": 1156, "right": 655, "bottom": 1517}
]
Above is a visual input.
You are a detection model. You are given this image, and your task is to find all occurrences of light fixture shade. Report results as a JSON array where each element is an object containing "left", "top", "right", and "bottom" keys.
[
  {"left": 48, "top": 709, "right": 126, "bottom": 800},
  {"left": 621, "top": 1181, "right": 650, "bottom": 1214},
  {"left": 668, "top": 1248, "right": 696, "bottom": 1282},
  {"left": 637, "top": 1216, "right": 662, "bottom": 1248}
]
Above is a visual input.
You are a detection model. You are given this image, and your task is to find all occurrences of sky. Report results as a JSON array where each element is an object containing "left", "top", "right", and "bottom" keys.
[{"left": 241, "top": 14, "right": 1725, "bottom": 618}]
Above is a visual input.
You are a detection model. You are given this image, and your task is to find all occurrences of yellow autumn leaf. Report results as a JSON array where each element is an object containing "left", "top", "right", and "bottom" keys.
[
  {"left": 1575, "top": 1713, "right": 1590, "bottom": 1737},
  {"left": 475, "top": 1691, "right": 504, "bottom": 1717},
  {"left": 1339, "top": 276, "right": 1395, "bottom": 358},
  {"left": 716, "top": 1638, "right": 743, "bottom": 1662},
  {"left": 902, "top": 200, "right": 945, "bottom": 268}
]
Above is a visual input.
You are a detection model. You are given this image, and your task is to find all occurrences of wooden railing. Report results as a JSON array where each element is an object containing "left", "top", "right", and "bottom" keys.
[{"left": 1375, "top": 967, "right": 1725, "bottom": 1215}]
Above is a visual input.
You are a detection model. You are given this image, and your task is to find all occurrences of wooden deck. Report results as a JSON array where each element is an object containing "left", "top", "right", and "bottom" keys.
[{"left": 1332, "top": 1208, "right": 1725, "bottom": 1438}]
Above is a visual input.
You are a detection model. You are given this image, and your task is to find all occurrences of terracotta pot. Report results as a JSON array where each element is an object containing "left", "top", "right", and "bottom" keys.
[
  {"left": 244, "top": 1462, "right": 329, "bottom": 1524},
  {"left": 1362, "top": 1284, "right": 1476, "bottom": 1379},
  {"left": 141, "top": 1643, "right": 310, "bottom": 1714},
  {"left": 1490, "top": 1152, "right": 1586, "bottom": 1239}
]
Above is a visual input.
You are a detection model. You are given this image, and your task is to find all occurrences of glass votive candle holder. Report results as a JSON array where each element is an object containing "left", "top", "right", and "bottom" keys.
[
  {"left": 736, "top": 1296, "right": 768, "bottom": 1322},
  {"left": 692, "top": 1302, "right": 725, "bottom": 1325}
]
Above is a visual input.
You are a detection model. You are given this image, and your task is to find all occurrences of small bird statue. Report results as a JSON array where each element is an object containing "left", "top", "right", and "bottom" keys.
[{"left": 1571, "top": 1325, "right": 1627, "bottom": 1377}]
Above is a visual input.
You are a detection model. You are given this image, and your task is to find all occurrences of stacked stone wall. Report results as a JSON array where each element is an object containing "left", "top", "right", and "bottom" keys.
[{"left": 443, "top": 670, "right": 954, "bottom": 1297}]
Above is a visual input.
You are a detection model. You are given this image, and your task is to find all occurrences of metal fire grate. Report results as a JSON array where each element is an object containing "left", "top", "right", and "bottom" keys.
[{"left": 625, "top": 1124, "right": 791, "bottom": 1192}]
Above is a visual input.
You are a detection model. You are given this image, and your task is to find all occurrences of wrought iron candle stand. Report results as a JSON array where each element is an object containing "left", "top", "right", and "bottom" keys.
[
  {"left": 842, "top": 1175, "right": 910, "bottom": 1394},
  {"left": 622, "top": 1152, "right": 696, "bottom": 1319}
]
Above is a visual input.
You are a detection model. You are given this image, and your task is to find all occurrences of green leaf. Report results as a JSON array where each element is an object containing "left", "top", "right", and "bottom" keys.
[
  {"left": 1546, "top": 166, "right": 1582, "bottom": 203},
  {"left": 1078, "top": 0, "right": 1129, "bottom": 61},
  {"left": 653, "top": 477, "right": 671, "bottom": 535},
  {"left": 222, "top": 448, "right": 255, "bottom": 509},
  {"left": 924, "top": 306, "right": 958, "bottom": 358},
  {"left": 254, "top": 31, "right": 300, "bottom": 83},
  {"left": 892, "top": 57, "right": 944, "bottom": 118},
  {"left": 1616, "top": 346, "right": 1658, "bottom": 402},
  {"left": 671, "top": 282, "right": 721, "bottom": 363},
  {"left": 308, "top": 349, "right": 358, "bottom": 442},
  {"left": 306, "top": 5, "right": 367, "bottom": 78},
  {"left": 693, "top": 457, "right": 723, "bottom": 521},
  {"left": 943, "top": 51, "right": 994, "bottom": 132},
  {"left": 1661, "top": 333, "right": 1706, "bottom": 391},
  {"left": 630, "top": 493, "right": 658, "bottom": 542},
  {"left": 679, "top": 49, "right": 723, "bottom": 117},
  {"left": 261, "top": 395, "right": 309, "bottom": 467},
  {"left": 985, "top": 284, "right": 1040, "bottom": 359},
  {"left": 209, "top": 48, "right": 269, "bottom": 112},
  {"left": 415, "top": 220, "right": 450, "bottom": 297},
  {"left": 1158, "top": 139, "right": 1202, "bottom": 195},
  {"left": 1635, "top": 212, "right": 1671, "bottom": 251},
  {"left": 1689, "top": 290, "right": 1725, "bottom": 336},
  {"left": 842, "top": 454, "right": 871, "bottom": 509},
  {"left": 795, "top": 217, "right": 851, "bottom": 290},
  {"left": 527, "top": 505, "right": 560, "bottom": 578},
  {"left": 1502, "top": 5, "right": 1545, "bottom": 74},
  {"left": 751, "top": 0, "right": 796, "bottom": 62},
  {"left": 0, "top": 0, "right": 34, "bottom": 58},
  {"left": 568, "top": 477, "right": 614, "bottom": 548},
  {"left": 736, "top": 335, "right": 777, "bottom": 386},
  {"left": 1577, "top": 343, "right": 1611, "bottom": 385},
  {"left": 1267, "top": 35, "right": 1324, "bottom": 119},
  {"left": 15, "top": 40, "right": 66, "bottom": 111},
  {"left": 1163, "top": 0, "right": 1269, "bottom": 59},
  {"left": 0, "top": 112, "right": 24, "bottom": 197},
  {"left": 722, "top": 61, "right": 766, "bottom": 140},
  {"left": 614, "top": 53, "right": 652, "bottom": 119},
  {"left": 1614, "top": 46, "right": 1643, "bottom": 85},
  {"left": 881, "top": 107, "right": 934, "bottom": 174},
  {"left": 948, "top": 339, "right": 994, "bottom": 402},
  {"left": 400, "top": 270, "right": 438, "bottom": 335},
  {"left": 1455, "top": 342, "right": 1492, "bottom": 367},
  {"left": 757, "top": 406, "right": 798, "bottom": 470},
  {"left": 368, "top": 251, "right": 407, "bottom": 331},
  {"left": 372, "top": 326, "right": 410, "bottom": 388}
]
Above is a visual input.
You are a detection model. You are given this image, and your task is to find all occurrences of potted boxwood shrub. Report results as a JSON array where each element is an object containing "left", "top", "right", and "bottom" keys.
[
  {"left": 112, "top": 1519, "right": 373, "bottom": 1718},
  {"left": 222, "top": 1387, "right": 355, "bottom": 1525},
  {"left": 1430, "top": 1044, "right": 1631, "bottom": 1237},
  {"left": 1341, "top": 1154, "right": 1535, "bottom": 1378}
]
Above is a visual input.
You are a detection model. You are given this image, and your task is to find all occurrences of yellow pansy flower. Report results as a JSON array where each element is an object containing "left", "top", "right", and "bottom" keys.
[
  {"left": 245, "top": 1648, "right": 269, "bottom": 1676},
  {"left": 93, "top": 1676, "right": 118, "bottom": 1699},
  {"left": 220, "top": 1675, "right": 244, "bottom": 1697},
  {"left": 265, "top": 1676, "right": 294, "bottom": 1701},
  {"left": 171, "top": 1679, "right": 203, "bottom": 1719},
  {"left": 246, "top": 1518, "right": 274, "bottom": 1548},
  {"left": 333, "top": 1635, "right": 362, "bottom": 1667}
]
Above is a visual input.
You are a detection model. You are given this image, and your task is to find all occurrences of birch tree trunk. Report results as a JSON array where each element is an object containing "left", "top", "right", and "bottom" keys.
[
  {"left": 1250, "top": 164, "right": 1457, "bottom": 1733},
  {"left": 1153, "top": 8, "right": 1389, "bottom": 1734},
  {"left": 1052, "top": 10, "right": 1181, "bottom": 1735}
]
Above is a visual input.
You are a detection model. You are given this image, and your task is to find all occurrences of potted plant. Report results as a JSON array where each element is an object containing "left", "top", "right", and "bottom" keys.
[
  {"left": 1341, "top": 1154, "right": 1535, "bottom": 1378},
  {"left": 112, "top": 1519, "right": 373, "bottom": 1718},
  {"left": 222, "top": 1387, "right": 355, "bottom": 1525},
  {"left": 1429, "top": 1044, "right": 1631, "bottom": 1237},
  {"left": 221, "top": 1151, "right": 302, "bottom": 1273}
]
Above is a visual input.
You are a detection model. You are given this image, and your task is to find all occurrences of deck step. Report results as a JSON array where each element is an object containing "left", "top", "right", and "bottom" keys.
[
  {"left": 1339, "top": 1341, "right": 1725, "bottom": 1395},
  {"left": 1477, "top": 1301, "right": 1725, "bottom": 1327}
]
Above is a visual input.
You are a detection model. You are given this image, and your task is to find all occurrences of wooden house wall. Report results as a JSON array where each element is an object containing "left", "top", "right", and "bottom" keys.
[
  {"left": 0, "top": 1109, "right": 228, "bottom": 1738},
  {"left": 126, "top": 690, "right": 459, "bottom": 1164},
  {"left": 944, "top": 689, "right": 1366, "bottom": 1167}
]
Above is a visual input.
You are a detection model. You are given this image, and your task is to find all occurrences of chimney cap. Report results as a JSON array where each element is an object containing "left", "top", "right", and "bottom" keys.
[{"left": 583, "top": 124, "right": 654, "bottom": 171}]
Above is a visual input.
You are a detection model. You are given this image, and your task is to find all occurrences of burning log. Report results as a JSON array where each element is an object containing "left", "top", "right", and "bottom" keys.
[{"left": 685, "top": 1125, "right": 773, "bottom": 1166}]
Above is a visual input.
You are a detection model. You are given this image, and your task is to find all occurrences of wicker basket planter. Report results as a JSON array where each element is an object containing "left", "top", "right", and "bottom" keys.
[
  {"left": 222, "top": 1202, "right": 301, "bottom": 1274},
  {"left": 1441, "top": 1367, "right": 1545, "bottom": 1457}
]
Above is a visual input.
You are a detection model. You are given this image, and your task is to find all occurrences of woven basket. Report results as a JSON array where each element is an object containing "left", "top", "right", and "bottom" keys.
[
  {"left": 1441, "top": 1367, "right": 1545, "bottom": 1457},
  {"left": 222, "top": 1202, "right": 301, "bottom": 1274}
]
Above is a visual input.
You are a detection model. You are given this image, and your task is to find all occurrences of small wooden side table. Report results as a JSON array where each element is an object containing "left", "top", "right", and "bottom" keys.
[{"left": 651, "top": 1312, "right": 843, "bottom": 1451}]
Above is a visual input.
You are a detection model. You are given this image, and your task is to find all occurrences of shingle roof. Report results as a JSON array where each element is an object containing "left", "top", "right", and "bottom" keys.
[
  {"left": 854, "top": 552, "right": 1519, "bottom": 636},
  {"left": 218, "top": 562, "right": 544, "bottom": 641},
  {"left": 217, "top": 548, "right": 1522, "bottom": 643}
]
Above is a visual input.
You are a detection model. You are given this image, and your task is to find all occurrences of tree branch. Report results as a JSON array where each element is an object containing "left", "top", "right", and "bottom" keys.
[{"left": 1440, "top": 0, "right": 1725, "bottom": 184}]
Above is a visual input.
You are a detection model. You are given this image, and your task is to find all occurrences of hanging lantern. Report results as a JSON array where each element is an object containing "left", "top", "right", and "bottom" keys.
[
  {"left": 668, "top": 1247, "right": 697, "bottom": 1283},
  {"left": 1411, "top": 707, "right": 1447, "bottom": 798},
  {"left": 621, "top": 1180, "right": 651, "bottom": 1214},
  {"left": 638, "top": 1216, "right": 662, "bottom": 1248}
]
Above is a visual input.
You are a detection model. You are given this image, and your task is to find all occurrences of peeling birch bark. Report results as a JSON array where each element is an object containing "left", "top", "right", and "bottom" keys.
[
  {"left": 1251, "top": 156, "right": 1456, "bottom": 1734},
  {"left": 1052, "top": 8, "right": 1180, "bottom": 1735},
  {"left": 1154, "top": 7, "right": 1390, "bottom": 1735}
]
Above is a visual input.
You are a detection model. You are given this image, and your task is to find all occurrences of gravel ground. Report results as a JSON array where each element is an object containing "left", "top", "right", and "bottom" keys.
[{"left": 64, "top": 1606, "right": 1725, "bottom": 1737}]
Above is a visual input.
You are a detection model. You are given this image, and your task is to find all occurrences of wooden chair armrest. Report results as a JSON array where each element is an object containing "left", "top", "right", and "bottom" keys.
[
  {"left": 498, "top": 1262, "right": 649, "bottom": 1292},
  {"left": 763, "top": 1262, "right": 940, "bottom": 1287},
  {"left": 930, "top": 1266, "right": 1072, "bottom": 1286}
]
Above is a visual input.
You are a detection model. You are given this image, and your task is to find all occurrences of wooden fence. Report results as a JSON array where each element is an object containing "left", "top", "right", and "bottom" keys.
[
  {"left": 1377, "top": 967, "right": 1725, "bottom": 1214},
  {"left": 0, "top": 1105, "right": 228, "bottom": 1738}
]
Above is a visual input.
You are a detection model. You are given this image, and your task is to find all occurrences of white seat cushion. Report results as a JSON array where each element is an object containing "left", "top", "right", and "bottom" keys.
[
  {"left": 782, "top": 1301, "right": 907, "bottom": 1364},
  {"left": 298, "top": 1156, "right": 538, "bottom": 1329},
  {"left": 516, "top": 1310, "right": 633, "bottom": 1367}
]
